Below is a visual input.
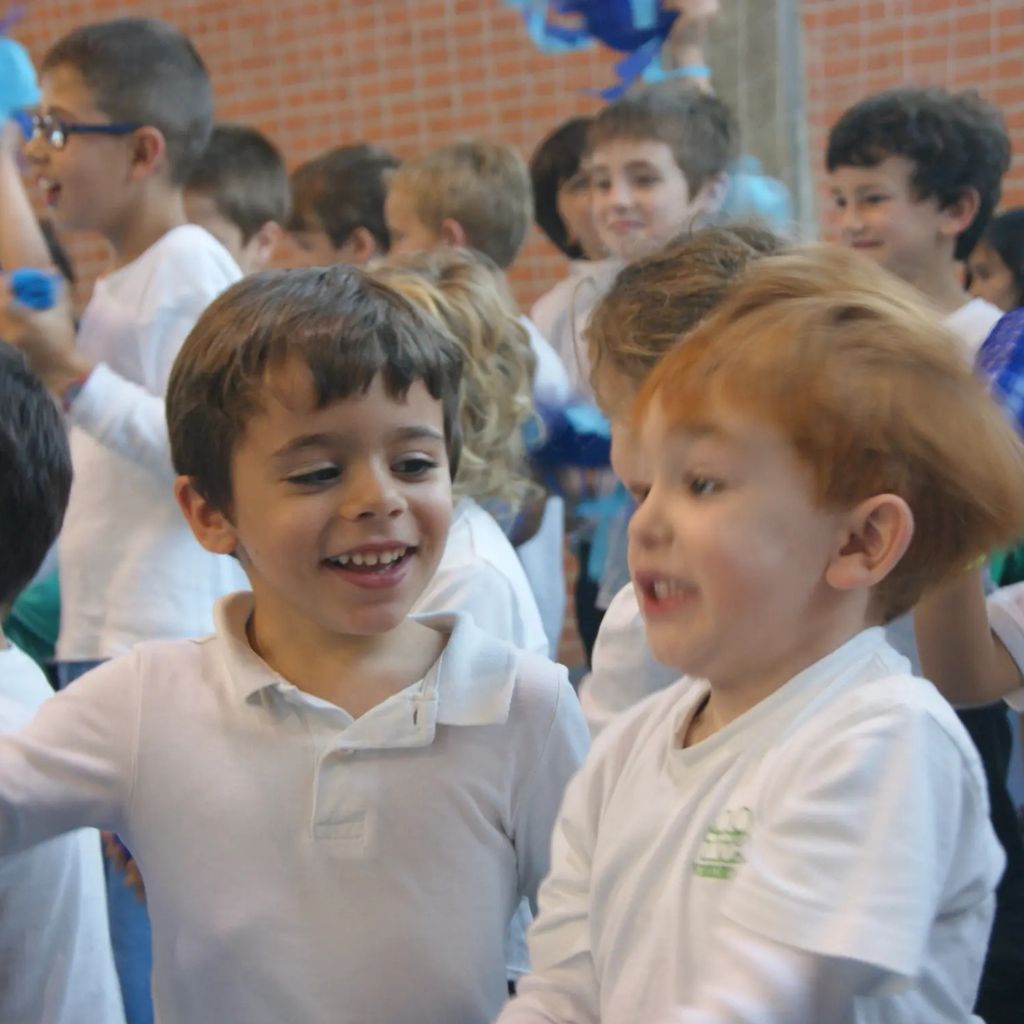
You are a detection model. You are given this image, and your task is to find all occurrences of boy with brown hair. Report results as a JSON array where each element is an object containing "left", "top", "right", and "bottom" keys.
[
  {"left": 578, "top": 224, "right": 783, "bottom": 734},
  {"left": 827, "top": 86, "right": 1011, "bottom": 355},
  {"left": 0, "top": 266, "right": 587, "bottom": 1024},
  {"left": 500, "top": 246, "right": 1023, "bottom": 1022},
  {"left": 287, "top": 142, "right": 398, "bottom": 266},
  {"left": 185, "top": 122, "right": 290, "bottom": 275}
]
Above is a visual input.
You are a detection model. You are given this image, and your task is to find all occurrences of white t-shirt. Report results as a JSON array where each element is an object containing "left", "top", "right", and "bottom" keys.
[
  {"left": 519, "top": 315, "right": 571, "bottom": 410},
  {"left": 415, "top": 499, "right": 549, "bottom": 656},
  {"left": 501, "top": 628, "right": 1001, "bottom": 1024},
  {"left": 945, "top": 296, "right": 1003, "bottom": 360},
  {"left": 58, "top": 224, "right": 247, "bottom": 660},
  {"left": 529, "top": 260, "right": 622, "bottom": 400},
  {"left": 578, "top": 582, "right": 679, "bottom": 736},
  {"left": 0, "top": 594, "right": 589, "bottom": 1024},
  {"left": 0, "top": 643, "right": 124, "bottom": 1024}
]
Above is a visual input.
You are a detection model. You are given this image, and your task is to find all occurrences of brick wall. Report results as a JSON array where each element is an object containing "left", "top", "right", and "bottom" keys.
[
  {"left": 18, "top": 1, "right": 1023, "bottom": 300},
  {"left": 802, "top": 0, "right": 1024, "bottom": 236}
]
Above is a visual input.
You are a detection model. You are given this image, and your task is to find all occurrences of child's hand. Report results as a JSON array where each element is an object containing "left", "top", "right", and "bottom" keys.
[
  {"left": 0, "top": 273, "right": 89, "bottom": 396},
  {"left": 102, "top": 832, "right": 147, "bottom": 903},
  {"left": 665, "top": 0, "right": 720, "bottom": 42}
]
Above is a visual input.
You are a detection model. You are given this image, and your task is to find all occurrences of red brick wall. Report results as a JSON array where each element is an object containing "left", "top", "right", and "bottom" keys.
[
  {"left": 16, "top": 1, "right": 1024, "bottom": 302},
  {"left": 15, "top": 0, "right": 612, "bottom": 309},
  {"left": 802, "top": 0, "right": 1024, "bottom": 236}
]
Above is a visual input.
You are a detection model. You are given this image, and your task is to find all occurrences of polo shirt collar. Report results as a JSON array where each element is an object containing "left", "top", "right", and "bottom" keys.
[{"left": 213, "top": 593, "right": 518, "bottom": 727}]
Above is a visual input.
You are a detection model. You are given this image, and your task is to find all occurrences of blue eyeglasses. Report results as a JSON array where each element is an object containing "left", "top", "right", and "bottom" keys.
[{"left": 12, "top": 110, "right": 141, "bottom": 151}]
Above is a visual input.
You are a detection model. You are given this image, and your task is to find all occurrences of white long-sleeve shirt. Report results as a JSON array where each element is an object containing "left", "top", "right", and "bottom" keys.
[{"left": 58, "top": 225, "right": 247, "bottom": 660}]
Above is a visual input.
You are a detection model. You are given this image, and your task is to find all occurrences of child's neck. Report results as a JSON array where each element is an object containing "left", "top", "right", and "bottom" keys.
[
  {"left": 246, "top": 610, "right": 446, "bottom": 720},
  {"left": 901, "top": 254, "right": 971, "bottom": 317},
  {"left": 108, "top": 188, "right": 188, "bottom": 270},
  {"left": 681, "top": 615, "right": 871, "bottom": 748}
]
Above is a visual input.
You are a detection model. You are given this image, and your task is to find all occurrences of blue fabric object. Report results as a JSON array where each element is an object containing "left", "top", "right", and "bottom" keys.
[
  {"left": 10, "top": 267, "right": 59, "bottom": 310},
  {"left": 577, "top": 483, "right": 633, "bottom": 583},
  {"left": 718, "top": 155, "right": 794, "bottom": 238},
  {"left": 976, "top": 308, "right": 1024, "bottom": 438},
  {"left": 530, "top": 401, "right": 611, "bottom": 470},
  {"left": 508, "top": 0, "right": 679, "bottom": 97},
  {"left": 0, "top": 33, "right": 38, "bottom": 116}
]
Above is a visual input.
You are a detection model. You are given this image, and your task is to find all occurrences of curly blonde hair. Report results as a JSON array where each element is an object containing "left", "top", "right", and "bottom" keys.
[{"left": 371, "top": 248, "right": 538, "bottom": 512}]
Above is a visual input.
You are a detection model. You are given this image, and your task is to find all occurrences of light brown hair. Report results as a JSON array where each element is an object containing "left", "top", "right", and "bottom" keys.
[
  {"left": 372, "top": 249, "right": 537, "bottom": 512},
  {"left": 585, "top": 224, "right": 784, "bottom": 408},
  {"left": 637, "top": 244, "right": 1024, "bottom": 621},
  {"left": 587, "top": 81, "right": 738, "bottom": 195},
  {"left": 388, "top": 140, "right": 532, "bottom": 269}
]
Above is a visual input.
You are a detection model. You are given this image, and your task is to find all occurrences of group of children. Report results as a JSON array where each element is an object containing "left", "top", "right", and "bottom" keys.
[{"left": 0, "top": 6, "right": 1023, "bottom": 1024}]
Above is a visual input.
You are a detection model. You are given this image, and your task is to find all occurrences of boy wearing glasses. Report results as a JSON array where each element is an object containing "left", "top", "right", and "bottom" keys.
[{"left": 0, "top": 18, "right": 246, "bottom": 1024}]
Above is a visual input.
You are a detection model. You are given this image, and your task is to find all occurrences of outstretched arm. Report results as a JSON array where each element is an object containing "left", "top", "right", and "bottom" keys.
[
  {"left": 914, "top": 567, "right": 1023, "bottom": 706},
  {"left": 661, "top": 0, "right": 720, "bottom": 93}
]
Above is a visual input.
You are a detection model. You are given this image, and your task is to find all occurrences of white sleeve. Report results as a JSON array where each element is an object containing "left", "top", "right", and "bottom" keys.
[
  {"left": 497, "top": 752, "right": 603, "bottom": 1024},
  {"left": 511, "top": 670, "right": 589, "bottom": 912},
  {"left": 419, "top": 564, "right": 548, "bottom": 656},
  {"left": 69, "top": 275, "right": 228, "bottom": 482},
  {"left": 986, "top": 582, "right": 1024, "bottom": 710},
  {"left": 658, "top": 917, "right": 884, "bottom": 1024},
  {"left": 0, "top": 655, "right": 139, "bottom": 852},
  {"left": 722, "top": 698, "right": 1001, "bottom": 980}
]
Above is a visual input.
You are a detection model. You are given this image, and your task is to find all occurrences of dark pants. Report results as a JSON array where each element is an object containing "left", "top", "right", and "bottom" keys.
[
  {"left": 957, "top": 705, "right": 1024, "bottom": 1024},
  {"left": 573, "top": 542, "right": 606, "bottom": 667}
]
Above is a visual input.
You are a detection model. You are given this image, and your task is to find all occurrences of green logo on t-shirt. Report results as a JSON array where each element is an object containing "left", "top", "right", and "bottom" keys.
[{"left": 693, "top": 806, "right": 753, "bottom": 880}]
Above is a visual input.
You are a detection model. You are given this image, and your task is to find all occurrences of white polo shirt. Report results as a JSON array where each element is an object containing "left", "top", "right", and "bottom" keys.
[
  {"left": 0, "top": 643, "right": 124, "bottom": 1024},
  {"left": 0, "top": 595, "right": 589, "bottom": 1024},
  {"left": 503, "top": 628, "right": 1001, "bottom": 1024},
  {"left": 415, "top": 499, "right": 549, "bottom": 656}
]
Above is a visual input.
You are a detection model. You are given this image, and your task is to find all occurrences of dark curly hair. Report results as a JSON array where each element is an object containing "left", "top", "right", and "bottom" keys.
[
  {"left": 826, "top": 87, "right": 1011, "bottom": 261},
  {"left": 980, "top": 207, "right": 1024, "bottom": 308},
  {"left": 529, "top": 116, "right": 592, "bottom": 259}
]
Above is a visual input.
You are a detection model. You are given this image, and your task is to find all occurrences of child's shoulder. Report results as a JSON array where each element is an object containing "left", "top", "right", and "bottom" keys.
[
  {"left": 784, "top": 655, "right": 986, "bottom": 788},
  {"left": 99, "top": 224, "right": 241, "bottom": 317}
]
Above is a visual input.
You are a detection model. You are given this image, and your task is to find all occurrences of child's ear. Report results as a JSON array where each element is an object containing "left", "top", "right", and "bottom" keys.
[
  {"left": 439, "top": 217, "right": 469, "bottom": 248},
  {"left": 695, "top": 171, "right": 730, "bottom": 220},
  {"left": 337, "top": 225, "right": 381, "bottom": 266},
  {"left": 825, "top": 494, "right": 914, "bottom": 595},
  {"left": 127, "top": 126, "right": 167, "bottom": 182},
  {"left": 174, "top": 476, "right": 240, "bottom": 557},
  {"left": 245, "top": 220, "right": 284, "bottom": 271},
  {"left": 939, "top": 187, "right": 981, "bottom": 242}
]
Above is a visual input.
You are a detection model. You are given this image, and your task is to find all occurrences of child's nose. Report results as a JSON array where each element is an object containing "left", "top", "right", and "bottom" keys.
[{"left": 339, "top": 464, "right": 404, "bottom": 520}]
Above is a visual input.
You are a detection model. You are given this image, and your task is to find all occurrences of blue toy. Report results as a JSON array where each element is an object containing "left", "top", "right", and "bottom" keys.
[
  {"left": 0, "top": 10, "right": 38, "bottom": 118},
  {"left": 507, "top": 0, "right": 680, "bottom": 98},
  {"left": 11, "top": 267, "right": 59, "bottom": 310}
]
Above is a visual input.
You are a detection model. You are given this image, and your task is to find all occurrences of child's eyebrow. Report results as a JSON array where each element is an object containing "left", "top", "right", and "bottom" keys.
[{"left": 272, "top": 425, "right": 445, "bottom": 459}]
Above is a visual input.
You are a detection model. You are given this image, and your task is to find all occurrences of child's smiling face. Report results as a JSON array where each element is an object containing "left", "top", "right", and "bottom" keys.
[{"left": 218, "top": 362, "right": 453, "bottom": 643}]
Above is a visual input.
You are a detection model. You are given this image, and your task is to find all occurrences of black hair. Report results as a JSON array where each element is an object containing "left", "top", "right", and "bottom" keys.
[
  {"left": 980, "top": 207, "right": 1024, "bottom": 307},
  {"left": 530, "top": 116, "right": 592, "bottom": 259},
  {"left": 43, "top": 17, "right": 213, "bottom": 185},
  {"left": 826, "top": 87, "right": 1011, "bottom": 261},
  {"left": 0, "top": 343, "right": 72, "bottom": 610}
]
